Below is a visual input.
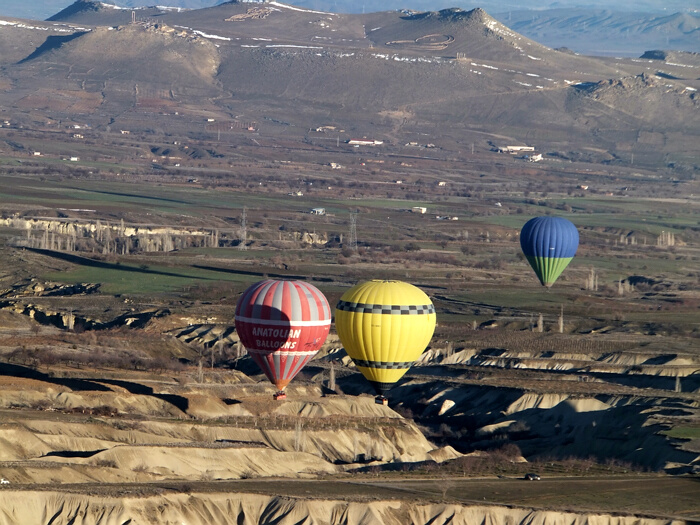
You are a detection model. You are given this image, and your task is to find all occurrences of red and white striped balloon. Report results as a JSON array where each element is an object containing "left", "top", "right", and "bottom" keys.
[{"left": 235, "top": 280, "right": 331, "bottom": 392}]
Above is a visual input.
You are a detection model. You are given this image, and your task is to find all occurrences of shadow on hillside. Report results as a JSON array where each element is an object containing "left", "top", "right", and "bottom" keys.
[
  {"left": 26, "top": 248, "right": 214, "bottom": 281},
  {"left": 387, "top": 378, "right": 700, "bottom": 472},
  {"left": 0, "top": 362, "right": 111, "bottom": 392},
  {"left": 192, "top": 265, "right": 305, "bottom": 281},
  {"left": 655, "top": 71, "right": 681, "bottom": 80},
  {"left": 0, "top": 364, "right": 190, "bottom": 412},
  {"left": 65, "top": 186, "right": 191, "bottom": 205},
  {"left": 18, "top": 32, "right": 88, "bottom": 64},
  {"left": 44, "top": 449, "right": 106, "bottom": 458},
  {"left": 98, "top": 378, "right": 189, "bottom": 412}
]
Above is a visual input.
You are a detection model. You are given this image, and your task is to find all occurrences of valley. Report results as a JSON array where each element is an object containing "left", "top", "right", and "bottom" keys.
[{"left": 0, "top": 2, "right": 698, "bottom": 524}]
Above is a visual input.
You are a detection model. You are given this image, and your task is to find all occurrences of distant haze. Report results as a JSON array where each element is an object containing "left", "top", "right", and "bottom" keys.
[{"left": 0, "top": 0, "right": 696, "bottom": 21}]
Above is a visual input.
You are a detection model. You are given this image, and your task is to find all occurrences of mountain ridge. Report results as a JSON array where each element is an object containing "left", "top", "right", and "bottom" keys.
[
  {"left": 495, "top": 8, "right": 700, "bottom": 56},
  {"left": 0, "top": 0, "right": 697, "bottom": 164},
  {"left": 1, "top": 1, "right": 697, "bottom": 57}
]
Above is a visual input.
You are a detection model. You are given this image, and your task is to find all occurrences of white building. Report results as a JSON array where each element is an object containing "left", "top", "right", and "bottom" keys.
[
  {"left": 348, "top": 139, "right": 383, "bottom": 146},
  {"left": 501, "top": 145, "right": 535, "bottom": 153}
]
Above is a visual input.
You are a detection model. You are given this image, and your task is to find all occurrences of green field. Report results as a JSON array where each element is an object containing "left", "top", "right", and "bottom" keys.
[
  {"left": 662, "top": 427, "right": 700, "bottom": 440},
  {"left": 43, "top": 259, "right": 263, "bottom": 295}
]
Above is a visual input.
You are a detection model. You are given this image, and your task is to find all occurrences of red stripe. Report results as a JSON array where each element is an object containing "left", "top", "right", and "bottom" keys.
[
  {"left": 241, "top": 281, "right": 259, "bottom": 318},
  {"left": 238, "top": 280, "right": 269, "bottom": 318},
  {"left": 300, "top": 281, "right": 329, "bottom": 321},
  {"left": 297, "top": 282, "right": 311, "bottom": 324},
  {"left": 282, "top": 353, "right": 302, "bottom": 380},
  {"left": 261, "top": 280, "right": 277, "bottom": 319},
  {"left": 281, "top": 280, "right": 293, "bottom": 322},
  {"left": 311, "top": 281, "right": 330, "bottom": 319},
  {"left": 251, "top": 353, "right": 275, "bottom": 384}
]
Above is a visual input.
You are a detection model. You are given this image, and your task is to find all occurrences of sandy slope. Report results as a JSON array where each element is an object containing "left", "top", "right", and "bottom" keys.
[
  {"left": 0, "top": 392, "right": 458, "bottom": 484},
  {"left": 0, "top": 491, "right": 686, "bottom": 525}
]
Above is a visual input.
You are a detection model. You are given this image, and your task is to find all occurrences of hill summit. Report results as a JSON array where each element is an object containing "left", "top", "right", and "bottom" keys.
[
  {"left": 48, "top": 0, "right": 110, "bottom": 22},
  {"left": 0, "top": 0, "right": 695, "bottom": 157}
]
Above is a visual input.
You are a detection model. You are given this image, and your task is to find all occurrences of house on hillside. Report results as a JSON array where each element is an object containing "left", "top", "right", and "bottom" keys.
[
  {"left": 347, "top": 139, "right": 383, "bottom": 146},
  {"left": 500, "top": 145, "right": 535, "bottom": 154}
]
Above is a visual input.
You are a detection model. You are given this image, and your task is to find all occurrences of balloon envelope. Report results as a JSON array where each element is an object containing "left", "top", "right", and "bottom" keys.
[
  {"left": 520, "top": 216, "right": 579, "bottom": 287},
  {"left": 235, "top": 280, "right": 331, "bottom": 391},
  {"left": 335, "top": 280, "right": 436, "bottom": 396}
]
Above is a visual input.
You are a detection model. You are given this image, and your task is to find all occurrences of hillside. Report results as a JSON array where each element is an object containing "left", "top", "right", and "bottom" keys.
[
  {"left": 48, "top": 0, "right": 176, "bottom": 24},
  {"left": 1, "top": 2, "right": 696, "bottom": 156},
  {"left": 0, "top": 490, "right": 691, "bottom": 525},
  {"left": 17, "top": 23, "right": 221, "bottom": 92}
]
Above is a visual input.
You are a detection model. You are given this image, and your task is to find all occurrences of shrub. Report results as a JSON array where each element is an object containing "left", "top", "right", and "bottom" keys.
[{"left": 95, "top": 459, "right": 118, "bottom": 469}]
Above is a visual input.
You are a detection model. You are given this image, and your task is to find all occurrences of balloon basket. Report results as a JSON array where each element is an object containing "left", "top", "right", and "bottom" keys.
[
  {"left": 273, "top": 391, "right": 287, "bottom": 401},
  {"left": 375, "top": 395, "right": 388, "bottom": 406}
]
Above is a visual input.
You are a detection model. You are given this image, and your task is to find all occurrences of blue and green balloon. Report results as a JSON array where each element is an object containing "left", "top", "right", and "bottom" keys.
[{"left": 520, "top": 217, "right": 579, "bottom": 288}]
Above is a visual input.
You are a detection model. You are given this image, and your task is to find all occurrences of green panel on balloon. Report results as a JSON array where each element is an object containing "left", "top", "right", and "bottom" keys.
[{"left": 525, "top": 255, "right": 574, "bottom": 287}]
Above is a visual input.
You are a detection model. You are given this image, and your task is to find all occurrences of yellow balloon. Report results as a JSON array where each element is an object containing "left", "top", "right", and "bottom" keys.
[{"left": 335, "top": 280, "right": 436, "bottom": 396}]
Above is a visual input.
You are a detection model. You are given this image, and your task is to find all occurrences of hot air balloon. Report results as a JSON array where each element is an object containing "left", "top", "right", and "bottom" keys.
[
  {"left": 235, "top": 279, "right": 331, "bottom": 400},
  {"left": 334, "top": 280, "right": 436, "bottom": 404},
  {"left": 520, "top": 216, "right": 579, "bottom": 288}
]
